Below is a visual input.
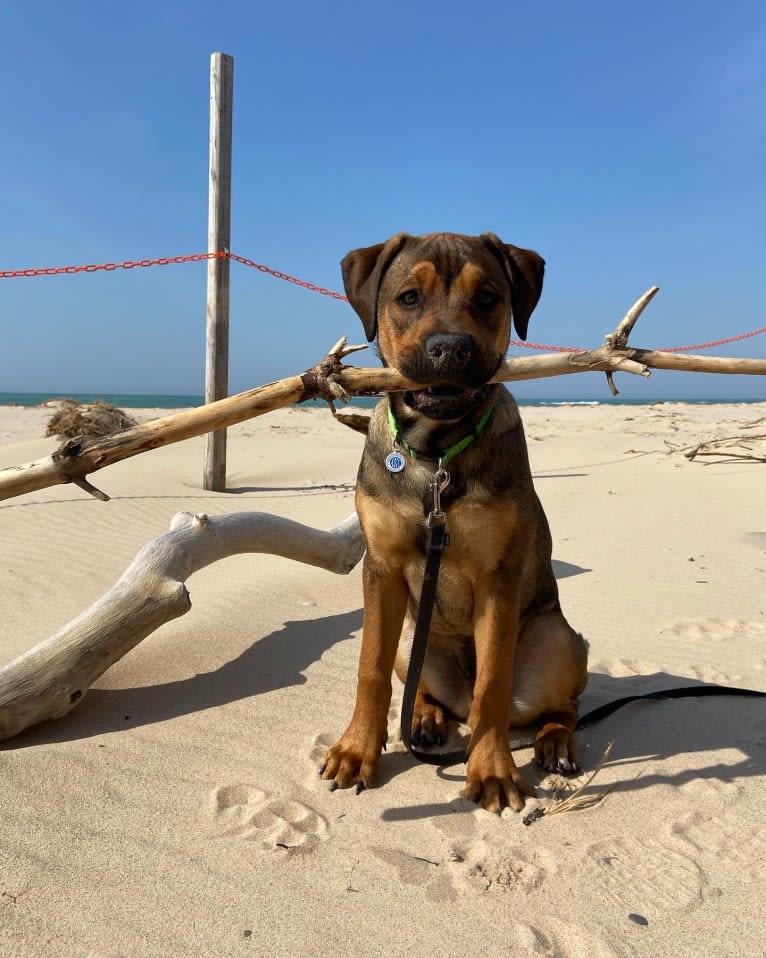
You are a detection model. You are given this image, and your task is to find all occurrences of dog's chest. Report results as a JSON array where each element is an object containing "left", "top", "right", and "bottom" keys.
[
  {"left": 399, "top": 500, "right": 518, "bottom": 634},
  {"left": 403, "top": 553, "right": 474, "bottom": 634}
]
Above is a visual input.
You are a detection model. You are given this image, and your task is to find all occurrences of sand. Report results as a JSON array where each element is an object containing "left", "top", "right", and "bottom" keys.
[{"left": 1, "top": 399, "right": 765, "bottom": 958}]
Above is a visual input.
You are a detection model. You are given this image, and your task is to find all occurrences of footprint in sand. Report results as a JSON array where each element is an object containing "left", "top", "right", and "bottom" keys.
[
  {"left": 211, "top": 784, "right": 329, "bottom": 851},
  {"left": 371, "top": 847, "right": 458, "bottom": 902},
  {"left": 512, "top": 918, "right": 638, "bottom": 957},
  {"left": 583, "top": 833, "right": 704, "bottom": 912},
  {"left": 433, "top": 822, "right": 557, "bottom": 897},
  {"left": 583, "top": 808, "right": 766, "bottom": 918},
  {"left": 309, "top": 732, "right": 335, "bottom": 769},
  {"left": 664, "top": 617, "right": 766, "bottom": 642},
  {"left": 464, "top": 850, "right": 547, "bottom": 893},
  {"left": 671, "top": 809, "right": 766, "bottom": 886}
]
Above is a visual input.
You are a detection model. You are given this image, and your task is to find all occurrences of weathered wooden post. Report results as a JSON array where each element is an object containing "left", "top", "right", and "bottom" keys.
[{"left": 204, "top": 52, "right": 234, "bottom": 491}]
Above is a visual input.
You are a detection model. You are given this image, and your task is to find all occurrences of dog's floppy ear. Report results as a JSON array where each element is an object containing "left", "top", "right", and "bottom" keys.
[
  {"left": 481, "top": 233, "right": 545, "bottom": 341},
  {"left": 341, "top": 233, "right": 409, "bottom": 341}
]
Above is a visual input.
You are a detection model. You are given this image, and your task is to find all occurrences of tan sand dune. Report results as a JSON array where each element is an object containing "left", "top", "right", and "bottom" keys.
[{"left": 1, "top": 400, "right": 764, "bottom": 958}]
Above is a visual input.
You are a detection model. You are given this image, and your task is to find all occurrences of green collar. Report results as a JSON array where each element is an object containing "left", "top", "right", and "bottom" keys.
[{"left": 387, "top": 402, "right": 494, "bottom": 468}]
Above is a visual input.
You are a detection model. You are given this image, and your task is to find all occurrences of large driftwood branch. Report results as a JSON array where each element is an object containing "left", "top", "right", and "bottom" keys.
[
  {"left": 2, "top": 289, "right": 766, "bottom": 503},
  {"left": 0, "top": 510, "right": 364, "bottom": 742}
]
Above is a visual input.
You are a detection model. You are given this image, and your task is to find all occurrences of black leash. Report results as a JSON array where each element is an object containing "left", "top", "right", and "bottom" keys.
[
  {"left": 575, "top": 684, "right": 766, "bottom": 732},
  {"left": 399, "top": 509, "right": 469, "bottom": 766}
]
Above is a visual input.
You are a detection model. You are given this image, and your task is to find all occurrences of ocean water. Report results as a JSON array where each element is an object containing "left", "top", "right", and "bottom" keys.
[
  {"left": 0, "top": 392, "right": 763, "bottom": 410},
  {"left": 0, "top": 392, "right": 206, "bottom": 409}
]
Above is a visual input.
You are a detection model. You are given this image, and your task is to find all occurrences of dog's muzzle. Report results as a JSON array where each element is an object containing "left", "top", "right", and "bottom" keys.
[
  {"left": 397, "top": 332, "right": 501, "bottom": 421},
  {"left": 399, "top": 334, "right": 488, "bottom": 420}
]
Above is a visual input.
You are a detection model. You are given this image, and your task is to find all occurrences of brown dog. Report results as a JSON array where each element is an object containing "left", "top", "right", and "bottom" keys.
[{"left": 321, "top": 232, "right": 587, "bottom": 813}]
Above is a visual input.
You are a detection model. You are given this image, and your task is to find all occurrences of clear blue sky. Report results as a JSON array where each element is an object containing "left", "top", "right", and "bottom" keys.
[{"left": 1, "top": 0, "right": 764, "bottom": 400}]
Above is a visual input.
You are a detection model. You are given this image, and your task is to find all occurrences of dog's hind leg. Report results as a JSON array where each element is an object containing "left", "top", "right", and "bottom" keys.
[{"left": 511, "top": 612, "right": 588, "bottom": 773}]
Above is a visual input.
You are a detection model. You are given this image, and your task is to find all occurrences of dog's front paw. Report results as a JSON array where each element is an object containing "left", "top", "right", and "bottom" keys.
[
  {"left": 463, "top": 736, "right": 536, "bottom": 813},
  {"left": 320, "top": 728, "right": 384, "bottom": 794}
]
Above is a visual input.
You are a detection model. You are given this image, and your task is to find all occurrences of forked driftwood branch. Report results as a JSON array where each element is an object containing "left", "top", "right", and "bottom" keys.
[
  {"left": 1, "top": 286, "right": 765, "bottom": 503},
  {"left": 663, "top": 415, "right": 766, "bottom": 464},
  {"left": 0, "top": 510, "right": 364, "bottom": 741},
  {"left": 679, "top": 434, "right": 766, "bottom": 464}
]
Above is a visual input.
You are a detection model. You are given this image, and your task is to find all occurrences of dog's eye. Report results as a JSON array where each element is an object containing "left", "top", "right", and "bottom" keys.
[
  {"left": 476, "top": 289, "right": 498, "bottom": 308},
  {"left": 397, "top": 290, "right": 421, "bottom": 308}
]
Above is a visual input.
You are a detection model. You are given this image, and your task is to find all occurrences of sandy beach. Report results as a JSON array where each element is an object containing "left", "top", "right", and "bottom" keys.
[{"left": 1, "top": 398, "right": 765, "bottom": 958}]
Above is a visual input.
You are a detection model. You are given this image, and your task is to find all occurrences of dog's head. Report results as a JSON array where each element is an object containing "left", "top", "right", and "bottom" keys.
[{"left": 341, "top": 232, "right": 544, "bottom": 420}]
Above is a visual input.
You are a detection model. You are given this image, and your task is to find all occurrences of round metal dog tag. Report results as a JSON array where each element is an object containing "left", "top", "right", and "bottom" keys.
[{"left": 385, "top": 451, "right": 406, "bottom": 473}]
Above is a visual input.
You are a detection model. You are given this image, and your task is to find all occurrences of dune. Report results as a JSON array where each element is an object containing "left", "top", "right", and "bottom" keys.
[{"left": 1, "top": 400, "right": 764, "bottom": 957}]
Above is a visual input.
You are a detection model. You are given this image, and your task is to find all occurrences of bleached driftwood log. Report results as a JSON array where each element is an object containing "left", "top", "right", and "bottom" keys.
[
  {"left": 0, "top": 510, "right": 364, "bottom": 742},
  {"left": 2, "top": 288, "right": 766, "bottom": 503}
]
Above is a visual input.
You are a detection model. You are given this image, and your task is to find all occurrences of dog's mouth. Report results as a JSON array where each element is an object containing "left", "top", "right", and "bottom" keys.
[{"left": 404, "top": 384, "right": 484, "bottom": 420}]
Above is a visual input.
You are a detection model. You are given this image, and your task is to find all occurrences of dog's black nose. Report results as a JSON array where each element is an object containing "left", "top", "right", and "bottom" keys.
[{"left": 424, "top": 333, "right": 474, "bottom": 371}]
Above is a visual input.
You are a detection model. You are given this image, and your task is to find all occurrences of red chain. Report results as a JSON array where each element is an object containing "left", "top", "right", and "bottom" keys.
[
  {"left": 655, "top": 327, "right": 766, "bottom": 353},
  {"left": 227, "top": 252, "right": 348, "bottom": 301},
  {"left": 509, "top": 337, "right": 584, "bottom": 353},
  {"left": 0, "top": 251, "right": 226, "bottom": 279},
  {"left": 2, "top": 250, "right": 764, "bottom": 354}
]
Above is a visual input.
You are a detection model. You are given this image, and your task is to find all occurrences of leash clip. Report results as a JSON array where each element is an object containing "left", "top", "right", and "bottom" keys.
[{"left": 427, "top": 460, "right": 451, "bottom": 531}]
